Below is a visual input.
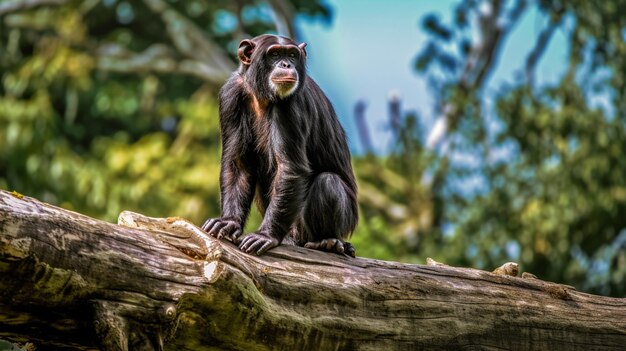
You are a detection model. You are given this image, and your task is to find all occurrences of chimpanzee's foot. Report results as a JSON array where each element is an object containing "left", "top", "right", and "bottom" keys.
[{"left": 304, "top": 239, "right": 356, "bottom": 257}]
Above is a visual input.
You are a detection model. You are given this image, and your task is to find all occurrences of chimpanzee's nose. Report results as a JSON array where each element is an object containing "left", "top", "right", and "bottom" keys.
[{"left": 280, "top": 61, "right": 292, "bottom": 68}]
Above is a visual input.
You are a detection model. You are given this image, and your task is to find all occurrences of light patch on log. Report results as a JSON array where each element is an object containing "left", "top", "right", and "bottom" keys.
[
  {"left": 118, "top": 210, "right": 211, "bottom": 260},
  {"left": 492, "top": 262, "right": 519, "bottom": 276},
  {"left": 522, "top": 272, "right": 538, "bottom": 279},
  {"left": 203, "top": 261, "right": 222, "bottom": 282},
  {"left": 3, "top": 237, "right": 31, "bottom": 260},
  {"left": 426, "top": 257, "right": 444, "bottom": 266}
]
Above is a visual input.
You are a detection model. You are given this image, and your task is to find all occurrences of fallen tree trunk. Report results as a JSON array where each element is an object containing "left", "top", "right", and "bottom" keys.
[{"left": 0, "top": 189, "right": 624, "bottom": 351}]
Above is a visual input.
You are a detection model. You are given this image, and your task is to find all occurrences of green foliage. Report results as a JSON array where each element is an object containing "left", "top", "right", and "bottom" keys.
[
  {"left": 352, "top": 111, "right": 441, "bottom": 264},
  {"left": 412, "top": 0, "right": 626, "bottom": 296},
  {"left": 0, "top": 0, "right": 330, "bottom": 225}
]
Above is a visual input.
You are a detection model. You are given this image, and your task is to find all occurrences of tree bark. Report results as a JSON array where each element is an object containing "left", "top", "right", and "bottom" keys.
[{"left": 0, "top": 189, "right": 624, "bottom": 351}]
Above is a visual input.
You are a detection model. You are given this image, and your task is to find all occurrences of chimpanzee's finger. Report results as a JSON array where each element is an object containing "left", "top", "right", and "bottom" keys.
[
  {"left": 201, "top": 218, "right": 218, "bottom": 232},
  {"left": 218, "top": 222, "right": 237, "bottom": 239},
  {"left": 257, "top": 240, "right": 276, "bottom": 255},
  {"left": 230, "top": 229, "right": 243, "bottom": 243}
]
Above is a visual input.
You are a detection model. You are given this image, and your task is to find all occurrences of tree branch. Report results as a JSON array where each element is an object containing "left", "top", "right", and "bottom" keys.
[
  {"left": 141, "top": 0, "right": 235, "bottom": 77},
  {"left": 0, "top": 0, "right": 68, "bottom": 16},
  {"left": 426, "top": 0, "right": 528, "bottom": 150},
  {"left": 95, "top": 43, "right": 230, "bottom": 84},
  {"left": 1, "top": 189, "right": 625, "bottom": 350},
  {"left": 354, "top": 100, "right": 374, "bottom": 154},
  {"left": 266, "top": 0, "right": 298, "bottom": 39},
  {"left": 525, "top": 19, "right": 561, "bottom": 87}
]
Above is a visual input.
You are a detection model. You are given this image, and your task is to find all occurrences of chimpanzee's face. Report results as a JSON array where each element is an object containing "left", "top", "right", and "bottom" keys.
[
  {"left": 265, "top": 44, "right": 302, "bottom": 98},
  {"left": 237, "top": 35, "right": 307, "bottom": 101}
]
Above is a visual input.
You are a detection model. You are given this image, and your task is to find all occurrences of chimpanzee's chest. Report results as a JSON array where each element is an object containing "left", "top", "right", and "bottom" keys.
[
  {"left": 249, "top": 113, "right": 279, "bottom": 175},
  {"left": 247, "top": 101, "right": 309, "bottom": 177}
]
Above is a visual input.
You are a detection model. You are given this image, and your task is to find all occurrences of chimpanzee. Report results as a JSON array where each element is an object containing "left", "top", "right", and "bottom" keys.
[{"left": 202, "top": 34, "right": 358, "bottom": 257}]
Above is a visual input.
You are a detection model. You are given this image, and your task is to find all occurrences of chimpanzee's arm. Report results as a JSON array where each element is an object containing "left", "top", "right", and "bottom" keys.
[
  {"left": 202, "top": 82, "right": 256, "bottom": 242},
  {"left": 219, "top": 131, "right": 256, "bottom": 227}
]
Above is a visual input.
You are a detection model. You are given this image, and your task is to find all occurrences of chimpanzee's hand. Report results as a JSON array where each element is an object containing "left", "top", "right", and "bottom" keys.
[
  {"left": 239, "top": 231, "right": 279, "bottom": 255},
  {"left": 201, "top": 217, "right": 243, "bottom": 243}
]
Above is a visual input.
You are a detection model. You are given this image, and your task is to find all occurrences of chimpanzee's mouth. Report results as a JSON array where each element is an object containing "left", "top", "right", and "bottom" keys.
[
  {"left": 271, "top": 77, "right": 297, "bottom": 84},
  {"left": 270, "top": 73, "right": 299, "bottom": 98}
]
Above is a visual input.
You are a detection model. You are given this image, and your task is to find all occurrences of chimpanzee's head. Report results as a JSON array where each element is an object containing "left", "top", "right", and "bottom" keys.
[{"left": 237, "top": 34, "right": 308, "bottom": 101}]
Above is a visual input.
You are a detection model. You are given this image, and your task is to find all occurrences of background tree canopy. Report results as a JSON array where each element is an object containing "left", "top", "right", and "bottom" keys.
[{"left": 1, "top": 0, "right": 624, "bottom": 297}]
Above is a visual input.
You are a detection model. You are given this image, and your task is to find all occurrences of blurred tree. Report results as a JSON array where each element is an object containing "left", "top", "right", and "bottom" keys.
[
  {"left": 351, "top": 95, "right": 440, "bottom": 263},
  {"left": 0, "top": 0, "right": 330, "bottom": 224},
  {"left": 414, "top": 0, "right": 626, "bottom": 296}
]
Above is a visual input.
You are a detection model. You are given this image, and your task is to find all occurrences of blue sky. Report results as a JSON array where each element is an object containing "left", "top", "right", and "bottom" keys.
[{"left": 296, "top": 0, "right": 568, "bottom": 154}]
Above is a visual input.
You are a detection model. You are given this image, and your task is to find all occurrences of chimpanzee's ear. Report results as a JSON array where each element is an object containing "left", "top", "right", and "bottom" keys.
[
  {"left": 298, "top": 42, "right": 307, "bottom": 58},
  {"left": 238, "top": 39, "right": 255, "bottom": 65}
]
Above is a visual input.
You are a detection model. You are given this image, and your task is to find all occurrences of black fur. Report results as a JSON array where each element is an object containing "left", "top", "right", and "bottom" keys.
[{"left": 202, "top": 34, "right": 358, "bottom": 256}]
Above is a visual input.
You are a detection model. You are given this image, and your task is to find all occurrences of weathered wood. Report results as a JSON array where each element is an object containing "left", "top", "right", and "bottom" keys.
[{"left": 0, "top": 189, "right": 625, "bottom": 350}]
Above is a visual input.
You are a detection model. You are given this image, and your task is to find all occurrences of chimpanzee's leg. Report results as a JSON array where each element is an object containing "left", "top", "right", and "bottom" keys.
[{"left": 295, "top": 172, "right": 357, "bottom": 257}]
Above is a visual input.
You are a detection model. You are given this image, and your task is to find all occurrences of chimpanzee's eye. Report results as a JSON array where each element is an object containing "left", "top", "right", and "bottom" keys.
[
  {"left": 288, "top": 52, "right": 296, "bottom": 58},
  {"left": 272, "top": 51, "right": 279, "bottom": 57}
]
